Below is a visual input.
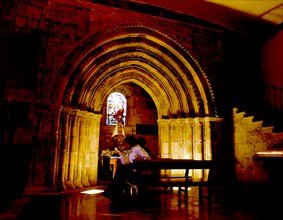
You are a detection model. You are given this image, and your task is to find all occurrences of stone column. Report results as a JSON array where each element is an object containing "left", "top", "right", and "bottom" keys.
[
  {"left": 84, "top": 113, "right": 92, "bottom": 185},
  {"left": 187, "top": 119, "right": 193, "bottom": 159},
  {"left": 80, "top": 112, "right": 90, "bottom": 187},
  {"left": 170, "top": 119, "right": 179, "bottom": 159},
  {"left": 66, "top": 109, "right": 80, "bottom": 189},
  {"left": 158, "top": 119, "right": 170, "bottom": 158},
  {"left": 203, "top": 117, "right": 212, "bottom": 160},
  {"left": 193, "top": 118, "right": 203, "bottom": 160},
  {"left": 74, "top": 113, "right": 83, "bottom": 188},
  {"left": 49, "top": 105, "right": 63, "bottom": 189},
  {"left": 193, "top": 118, "right": 203, "bottom": 178},
  {"left": 57, "top": 107, "right": 71, "bottom": 190},
  {"left": 158, "top": 117, "right": 210, "bottom": 179},
  {"left": 203, "top": 117, "right": 212, "bottom": 180},
  {"left": 88, "top": 113, "right": 102, "bottom": 184},
  {"left": 180, "top": 118, "right": 193, "bottom": 159}
]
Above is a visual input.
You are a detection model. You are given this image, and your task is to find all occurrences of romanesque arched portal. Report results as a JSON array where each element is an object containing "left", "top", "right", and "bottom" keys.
[{"left": 42, "top": 26, "right": 221, "bottom": 190}]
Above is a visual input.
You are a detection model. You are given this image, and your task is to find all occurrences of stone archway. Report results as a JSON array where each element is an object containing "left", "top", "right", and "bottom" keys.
[{"left": 47, "top": 26, "right": 221, "bottom": 190}]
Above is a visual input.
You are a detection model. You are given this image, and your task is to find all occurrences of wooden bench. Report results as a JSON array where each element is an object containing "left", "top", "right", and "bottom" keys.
[{"left": 130, "top": 159, "right": 214, "bottom": 204}]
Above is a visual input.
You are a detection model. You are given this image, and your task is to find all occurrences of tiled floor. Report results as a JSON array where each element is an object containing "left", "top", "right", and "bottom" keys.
[{"left": 1, "top": 185, "right": 283, "bottom": 220}]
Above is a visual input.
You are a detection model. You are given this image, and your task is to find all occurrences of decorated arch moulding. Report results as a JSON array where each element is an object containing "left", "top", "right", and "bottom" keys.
[{"left": 48, "top": 25, "right": 217, "bottom": 119}]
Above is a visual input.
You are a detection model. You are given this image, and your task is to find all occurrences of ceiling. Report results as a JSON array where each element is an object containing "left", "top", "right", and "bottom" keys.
[
  {"left": 206, "top": 0, "right": 283, "bottom": 25},
  {"left": 110, "top": 0, "right": 283, "bottom": 37}
]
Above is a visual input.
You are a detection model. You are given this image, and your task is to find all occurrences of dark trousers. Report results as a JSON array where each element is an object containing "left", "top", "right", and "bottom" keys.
[{"left": 107, "top": 164, "right": 138, "bottom": 201}]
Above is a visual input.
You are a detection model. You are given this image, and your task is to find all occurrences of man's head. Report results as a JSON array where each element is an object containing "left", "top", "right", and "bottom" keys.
[
  {"left": 137, "top": 137, "right": 146, "bottom": 147},
  {"left": 124, "top": 135, "right": 137, "bottom": 148}
]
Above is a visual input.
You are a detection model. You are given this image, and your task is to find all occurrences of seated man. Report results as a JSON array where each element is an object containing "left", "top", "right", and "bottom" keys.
[{"left": 103, "top": 135, "right": 151, "bottom": 210}]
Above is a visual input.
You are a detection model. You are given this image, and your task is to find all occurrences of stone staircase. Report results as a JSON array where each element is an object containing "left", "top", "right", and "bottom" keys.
[
  {"left": 234, "top": 107, "right": 283, "bottom": 147},
  {"left": 232, "top": 107, "right": 283, "bottom": 186}
]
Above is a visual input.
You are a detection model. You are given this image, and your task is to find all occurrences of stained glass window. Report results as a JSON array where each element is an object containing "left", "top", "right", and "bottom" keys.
[{"left": 106, "top": 92, "right": 127, "bottom": 125}]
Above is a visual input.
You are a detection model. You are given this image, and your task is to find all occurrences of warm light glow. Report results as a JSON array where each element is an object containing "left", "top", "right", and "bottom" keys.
[
  {"left": 206, "top": 0, "right": 283, "bottom": 24},
  {"left": 80, "top": 189, "right": 104, "bottom": 195},
  {"left": 172, "top": 187, "right": 192, "bottom": 191},
  {"left": 255, "top": 151, "right": 283, "bottom": 157}
]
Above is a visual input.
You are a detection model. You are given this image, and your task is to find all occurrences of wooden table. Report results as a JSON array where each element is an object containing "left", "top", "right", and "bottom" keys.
[{"left": 132, "top": 158, "right": 214, "bottom": 204}]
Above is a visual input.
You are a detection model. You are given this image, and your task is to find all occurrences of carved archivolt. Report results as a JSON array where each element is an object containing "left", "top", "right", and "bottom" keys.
[
  {"left": 50, "top": 25, "right": 217, "bottom": 119},
  {"left": 44, "top": 26, "right": 220, "bottom": 190}
]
